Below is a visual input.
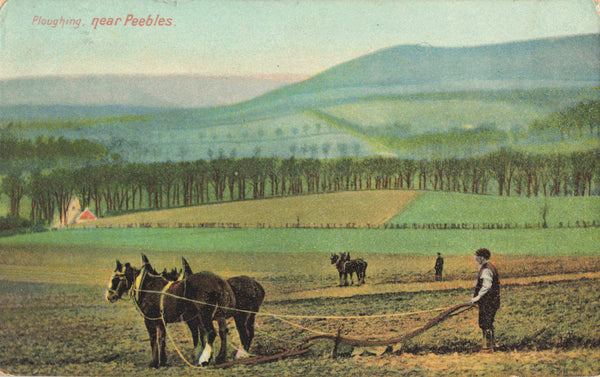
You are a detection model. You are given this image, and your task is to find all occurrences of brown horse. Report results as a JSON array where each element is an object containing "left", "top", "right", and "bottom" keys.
[
  {"left": 330, "top": 252, "right": 368, "bottom": 286},
  {"left": 180, "top": 257, "right": 265, "bottom": 359},
  {"left": 105, "top": 254, "right": 236, "bottom": 367}
]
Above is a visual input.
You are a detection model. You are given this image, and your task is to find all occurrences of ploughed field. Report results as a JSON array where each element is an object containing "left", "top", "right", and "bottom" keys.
[
  {"left": 73, "top": 191, "right": 420, "bottom": 228},
  {"left": 1, "top": 242, "right": 599, "bottom": 377},
  {"left": 70, "top": 190, "right": 600, "bottom": 230}
]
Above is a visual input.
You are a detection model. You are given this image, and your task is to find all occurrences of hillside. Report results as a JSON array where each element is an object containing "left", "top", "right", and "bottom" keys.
[
  {"left": 3, "top": 35, "right": 599, "bottom": 162},
  {"left": 70, "top": 191, "right": 600, "bottom": 230},
  {"left": 229, "top": 34, "right": 600, "bottom": 116},
  {"left": 74, "top": 191, "right": 420, "bottom": 228}
]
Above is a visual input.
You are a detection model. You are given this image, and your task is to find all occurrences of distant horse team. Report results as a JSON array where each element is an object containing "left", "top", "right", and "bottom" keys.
[
  {"left": 105, "top": 254, "right": 264, "bottom": 368},
  {"left": 330, "top": 252, "right": 368, "bottom": 286}
]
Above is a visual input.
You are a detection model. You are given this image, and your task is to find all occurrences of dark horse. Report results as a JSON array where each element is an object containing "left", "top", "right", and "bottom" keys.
[
  {"left": 105, "top": 254, "right": 236, "bottom": 368},
  {"left": 179, "top": 257, "right": 265, "bottom": 359},
  {"left": 330, "top": 252, "right": 368, "bottom": 286}
]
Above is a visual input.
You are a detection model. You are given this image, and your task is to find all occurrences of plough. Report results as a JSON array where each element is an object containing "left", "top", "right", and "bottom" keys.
[{"left": 211, "top": 302, "right": 476, "bottom": 368}]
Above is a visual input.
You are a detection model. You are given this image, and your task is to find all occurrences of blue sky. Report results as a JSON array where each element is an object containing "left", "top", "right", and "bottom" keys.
[{"left": 0, "top": 0, "right": 598, "bottom": 80}]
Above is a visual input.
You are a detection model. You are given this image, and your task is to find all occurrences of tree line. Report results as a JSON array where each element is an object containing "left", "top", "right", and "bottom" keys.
[
  {"left": 2, "top": 148, "right": 598, "bottom": 224},
  {"left": 0, "top": 133, "right": 109, "bottom": 171},
  {"left": 531, "top": 100, "right": 600, "bottom": 138}
]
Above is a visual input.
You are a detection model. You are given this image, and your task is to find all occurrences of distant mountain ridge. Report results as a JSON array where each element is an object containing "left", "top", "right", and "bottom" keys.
[
  {"left": 1, "top": 34, "right": 598, "bottom": 134},
  {"left": 0, "top": 75, "right": 288, "bottom": 110},
  {"left": 310, "top": 34, "right": 599, "bottom": 88},
  {"left": 251, "top": 34, "right": 599, "bottom": 110}
]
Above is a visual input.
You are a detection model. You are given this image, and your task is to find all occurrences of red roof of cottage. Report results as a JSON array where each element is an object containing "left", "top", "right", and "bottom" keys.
[{"left": 76, "top": 209, "right": 97, "bottom": 221}]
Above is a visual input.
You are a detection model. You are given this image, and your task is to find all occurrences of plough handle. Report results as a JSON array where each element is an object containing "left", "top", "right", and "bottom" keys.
[{"left": 304, "top": 303, "right": 476, "bottom": 347}]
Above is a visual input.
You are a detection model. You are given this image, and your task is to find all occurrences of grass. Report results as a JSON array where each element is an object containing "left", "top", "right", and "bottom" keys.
[
  {"left": 323, "top": 98, "right": 548, "bottom": 134},
  {"left": 1, "top": 227, "right": 598, "bottom": 257},
  {"left": 390, "top": 192, "right": 600, "bottom": 228}
]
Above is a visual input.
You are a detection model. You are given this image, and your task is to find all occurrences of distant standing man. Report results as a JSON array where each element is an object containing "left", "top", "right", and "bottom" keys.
[
  {"left": 470, "top": 248, "right": 501, "bottom": 353},
  {"left": 434, "top": 252, "right": 444, "bottom": 281}
]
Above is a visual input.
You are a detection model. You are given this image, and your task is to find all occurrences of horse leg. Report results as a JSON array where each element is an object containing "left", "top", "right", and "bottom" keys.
[
  {"left": 215, "top": 317, "right": 229, "bottom": 364},
  {"left": 185, "top": 316, "right": 200, "bottom": 360},
  {"left": 338, "top": 271, "right": 344, "bottom": 286},
  {"left": 197, "top": 313, "right": 216, "bottom": 367},
  {"left": 144, "top": 319, "right": 160, "bottom": 368},
  {"left": 196, "top": 323, "right": 207, "bottom": 363},
  {"left": 184, "top": 313, "right": 200, "bottom": 348},
  {"left": 233, "top": 313, "right": 251, "bottom": 359},
  {"left": 157, "top": 322, "right": 168, "bottom": 367},
  {"left": 349, "top": 271, "right": 355, "bottom": 285},
  {"left": 246, "top": 313, "right": 257, "bottom": 351}
]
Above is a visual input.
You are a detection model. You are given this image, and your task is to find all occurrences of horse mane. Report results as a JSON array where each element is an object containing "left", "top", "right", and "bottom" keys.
[
  {"left": 122, "top": 262, "right": 138, "bottom": 274},
  {"left": 161, "top": 267, "right": 181, "bottom": 281}
]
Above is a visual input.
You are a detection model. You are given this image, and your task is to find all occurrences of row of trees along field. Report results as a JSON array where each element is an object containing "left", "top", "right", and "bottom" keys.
[{"left": 1, "top": 148, "right": 598, "bottom": 224}]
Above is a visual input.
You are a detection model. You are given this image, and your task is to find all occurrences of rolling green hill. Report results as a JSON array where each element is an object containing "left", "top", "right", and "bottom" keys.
[
  {"left": 4, "top": 35, "right": 599, "bottom": 163},
  {"left": 7, "top": 87, "right": 598, "bottom": 163}
]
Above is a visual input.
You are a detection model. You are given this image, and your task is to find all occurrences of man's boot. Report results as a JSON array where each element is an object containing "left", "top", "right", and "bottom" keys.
[
  {"left": 482, "top": 329, "right": 494, "bottom": 353},
  {"left": 489, "top": 329, "right": 496, "bottom": 351},
  {"left": 480, "top": 329, "right": 488, "bottom": 352}
]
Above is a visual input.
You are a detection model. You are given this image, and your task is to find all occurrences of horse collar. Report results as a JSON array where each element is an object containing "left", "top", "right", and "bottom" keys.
[
  {"left": 159, "top": 281, "right": 174, "bottom": 316},
  {"left": 130, "top": 266, "right": 148, "bottom": 301}
]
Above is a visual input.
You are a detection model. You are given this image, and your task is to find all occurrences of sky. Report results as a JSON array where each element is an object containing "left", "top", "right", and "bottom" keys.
[{"left": 0, "top": 0, "right": 598, "bottom": 81}]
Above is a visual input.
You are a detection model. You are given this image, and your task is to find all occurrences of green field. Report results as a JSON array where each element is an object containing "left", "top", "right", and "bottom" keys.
[
  {"left": 324, "top": 98, "right": 547, "bottom": 134},
  {"left": 3, "top": 191, "right": 598, "bottom": 257},
  {"left": 389, "top": 192, "right": 600, "bottom": 228},
  {"left": 1, "top": 227, "right": 598, "bottom": 257}
]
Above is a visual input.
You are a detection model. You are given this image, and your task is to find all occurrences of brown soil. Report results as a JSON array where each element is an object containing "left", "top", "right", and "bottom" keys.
[{"left": 74, "top": 190, "right": 420, "bottom": 228}]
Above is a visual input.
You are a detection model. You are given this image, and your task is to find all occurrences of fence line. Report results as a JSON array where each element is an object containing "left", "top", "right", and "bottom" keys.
[{"left": 98, "top": 220, "right": 599, "bottom": 230}]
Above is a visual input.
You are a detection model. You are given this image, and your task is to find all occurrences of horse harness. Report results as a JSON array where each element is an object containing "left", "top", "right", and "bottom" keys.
[
  {"left": 107, "top": 270, "right": 131, "bottom": 296},
  {"left": 128, "top": 265, "right": 194, "bottom": 323}
]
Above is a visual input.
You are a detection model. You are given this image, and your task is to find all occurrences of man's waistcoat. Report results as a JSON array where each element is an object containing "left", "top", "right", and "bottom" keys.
[{"left": 473, "top": 262, "right": 500, "bottom": 301}]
